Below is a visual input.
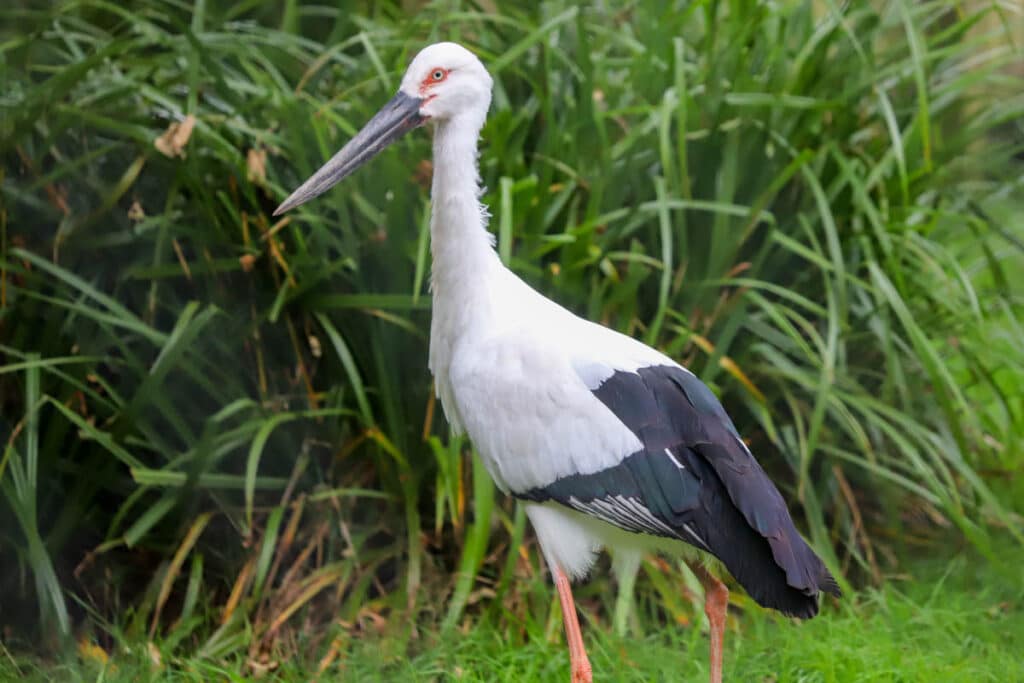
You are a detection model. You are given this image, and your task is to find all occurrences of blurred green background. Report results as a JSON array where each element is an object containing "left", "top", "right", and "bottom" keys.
[{"left": 2, "top": 0, "right": 1023, "bottom": 680}]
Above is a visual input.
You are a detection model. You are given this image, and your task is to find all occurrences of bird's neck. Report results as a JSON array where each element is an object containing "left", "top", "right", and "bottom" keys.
[
  {"left": 429, "top": 112, "right": 501, "bottom": 303},
  {"left": 427, "top": 112, "right": 505, "bottom": 411}
]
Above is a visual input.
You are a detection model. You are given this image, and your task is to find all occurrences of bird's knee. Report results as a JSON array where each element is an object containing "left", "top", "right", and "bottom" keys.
[
  {"left": 572, "top": 661, "right": 593, "bottom": 683},
  {"left": 704, "top": 578, "right": 729, "bottom": 619}
]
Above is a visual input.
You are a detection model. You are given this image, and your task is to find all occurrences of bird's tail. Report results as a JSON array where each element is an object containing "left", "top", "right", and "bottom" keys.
[{"left": 686, "top": 446, "right": 841, "bottom": 618}]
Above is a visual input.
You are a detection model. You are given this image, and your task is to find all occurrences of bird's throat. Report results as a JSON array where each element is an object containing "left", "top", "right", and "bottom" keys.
[{"left": 428, "top": 115, "right": 501, "bottom": 300}]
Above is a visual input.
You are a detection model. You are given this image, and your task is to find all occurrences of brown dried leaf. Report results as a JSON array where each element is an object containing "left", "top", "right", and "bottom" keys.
[
  {"left": 127, "top": 200, "right": 146, "bottom": 221},
  {"left": 171, "top": 238, "right": 192, "bottom": 281},
  {"left": 239, "top": 253, "right": 258, "bottom": 272},
  {"left": 247, "top": 148, "right": 268, "bottom": 186},
  {"left": 247, "top": 654, "right": 279, "bottom": 679},
  {"left": 77, "top": 639, "right": 109, "bottom": 666},
  {"left": 146, "top": 641, "right": 162, "bottom": 668},
  {"left": 154, "top": 114, "right": 197, "bottom": 158},
  {"left": 413, "top": 159, "right": 433, "bottom": 189}
]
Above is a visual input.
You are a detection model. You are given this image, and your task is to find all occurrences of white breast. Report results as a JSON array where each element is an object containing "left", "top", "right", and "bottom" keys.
[{"left": 433, "top": 268, "right": 676, "bottom": 493}]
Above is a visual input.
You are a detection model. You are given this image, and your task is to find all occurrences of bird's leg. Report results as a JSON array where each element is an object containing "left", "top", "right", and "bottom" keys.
[
  {"left": 688, "top": 562, "right": 729, "bottom": 683},
  {"left": 554, "top": 567, "right": 592, "bottom": 683}
]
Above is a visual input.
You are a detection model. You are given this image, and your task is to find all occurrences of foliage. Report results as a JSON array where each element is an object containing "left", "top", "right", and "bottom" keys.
[
  {"left": 7, "top": 541, "right": 1024, "bottom": 681},
  {"left": 1, "top": 0, "right": 1022, "bottom": 669}
]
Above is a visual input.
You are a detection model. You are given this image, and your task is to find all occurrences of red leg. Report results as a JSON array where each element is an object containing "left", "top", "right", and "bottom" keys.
[
  {"left": 554, "top": 567, "right": 593, "bottom": 683},
  {"left": 689, "top": 563, "right": 729, "bottom": 683}
]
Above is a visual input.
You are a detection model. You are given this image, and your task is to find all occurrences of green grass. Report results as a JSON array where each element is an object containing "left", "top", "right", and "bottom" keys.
[
  {"left": 6, "top": 541, "right": 1023, "bottom": 682},
  {"left": 1, "top": 0, "right": 1023, "bottom": 669}
]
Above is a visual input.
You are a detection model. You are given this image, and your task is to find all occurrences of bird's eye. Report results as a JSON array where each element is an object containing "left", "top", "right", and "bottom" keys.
[{"left": 431, "top": 69, "right": 446, "bottom": 82}]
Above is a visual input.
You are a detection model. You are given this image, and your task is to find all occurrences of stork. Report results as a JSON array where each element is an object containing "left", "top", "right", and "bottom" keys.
[{"left": 275, "top": 42, "right": 840, "bottom": 683}]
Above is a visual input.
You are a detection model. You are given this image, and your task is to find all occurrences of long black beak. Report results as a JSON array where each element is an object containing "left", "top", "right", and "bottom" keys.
[{"left": 274, "top": 92, "right": 425, "bottom": 215}]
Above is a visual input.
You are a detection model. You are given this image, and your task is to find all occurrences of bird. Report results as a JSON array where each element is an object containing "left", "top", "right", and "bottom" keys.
[{"left": 275, "top": 41, "right": 840, "bottom": 683}]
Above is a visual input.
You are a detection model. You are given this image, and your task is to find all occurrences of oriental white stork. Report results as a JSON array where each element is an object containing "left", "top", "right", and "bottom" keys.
[{"left": 276, "top": 41, "right": 840, "bottom": 683}]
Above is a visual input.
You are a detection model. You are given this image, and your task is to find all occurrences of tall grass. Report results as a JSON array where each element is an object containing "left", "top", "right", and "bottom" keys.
[{"left": 1, "top": 0, "right": 1022, "bottom": 663}]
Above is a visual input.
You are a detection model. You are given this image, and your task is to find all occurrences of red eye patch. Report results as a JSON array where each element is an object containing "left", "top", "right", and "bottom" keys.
[{"left": 419, "top": 67, "right": 449, "bottom": 93}]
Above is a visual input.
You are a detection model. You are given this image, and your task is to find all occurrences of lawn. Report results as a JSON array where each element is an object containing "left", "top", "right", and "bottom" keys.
[
  {"left": 346, "top": 545, "right": 1024, "bottom": 683},
  {"left": 4, "top": 539, "right": 1022, "bottom": 682}
]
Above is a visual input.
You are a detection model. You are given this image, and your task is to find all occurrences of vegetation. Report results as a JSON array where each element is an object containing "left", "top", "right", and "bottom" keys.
[
  {"left": 6, "top": 542, "right": 1024, "bottom": 681},
  {"left": 1, "top": 0, "right": 1022, "bottom": 677}
]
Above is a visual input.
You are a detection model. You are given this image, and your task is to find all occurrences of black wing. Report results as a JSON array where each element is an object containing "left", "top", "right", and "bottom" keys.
[{"left": 518, "top": 364, "right": 840, "bottom": 618}]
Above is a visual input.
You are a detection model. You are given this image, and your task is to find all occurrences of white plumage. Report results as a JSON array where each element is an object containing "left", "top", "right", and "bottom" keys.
[
  {"left": 436, "top": 264, "right": 687, "bottom": 578},
  {"left": 276, "top": 41, "right": 839, "bottom": 683}
]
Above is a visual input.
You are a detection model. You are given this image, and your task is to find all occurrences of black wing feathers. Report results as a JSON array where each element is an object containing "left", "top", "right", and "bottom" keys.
[
  {"left": 521, "top": 365, "right": 840, "bottom": 619},
  {"left": 659, "top": 369, "right": 841, "bottom": 606}
]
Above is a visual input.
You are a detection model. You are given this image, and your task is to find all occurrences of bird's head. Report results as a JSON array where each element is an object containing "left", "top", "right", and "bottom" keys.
[
  {"left": 275, "top": 41, "right": 492, "bottom": 215},
  {"left": 401, "top": 42, "right": 493, "bottom": 123}
]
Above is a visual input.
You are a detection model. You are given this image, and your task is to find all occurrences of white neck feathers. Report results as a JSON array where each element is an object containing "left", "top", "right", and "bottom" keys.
[
  {"left": 427, "top": 110, "right": 504, "bottom": 430},
  {"left": 429, "top": 111, "right": 499, "bottom": 291}
]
